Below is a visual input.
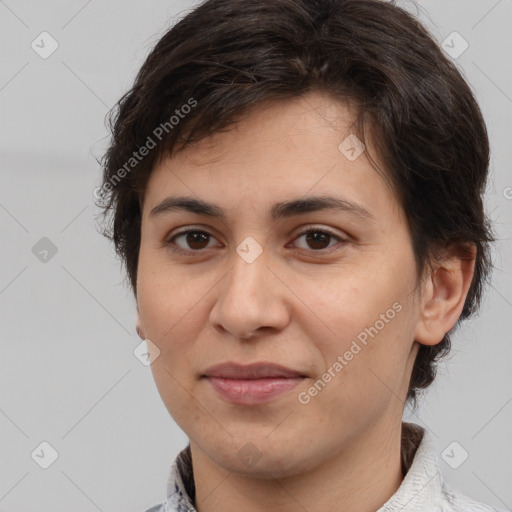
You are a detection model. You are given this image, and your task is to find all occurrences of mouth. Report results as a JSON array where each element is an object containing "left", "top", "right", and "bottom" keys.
[{"left": 201, "top": 362, "right": 307, "bottom": 405}]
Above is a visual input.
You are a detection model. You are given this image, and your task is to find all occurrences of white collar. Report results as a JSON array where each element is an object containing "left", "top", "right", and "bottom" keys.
[{"left": 160, "top": 422, "right": 497, "bottom": 512}]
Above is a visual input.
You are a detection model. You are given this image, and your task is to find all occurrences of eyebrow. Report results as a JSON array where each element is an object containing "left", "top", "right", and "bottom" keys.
[{"left": 149, "top": 194, "right": 375, "bottom": 223}]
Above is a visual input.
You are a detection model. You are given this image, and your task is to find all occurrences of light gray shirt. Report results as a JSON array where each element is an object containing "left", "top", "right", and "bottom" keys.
[{"left": 144, "top": 422, "right": 504, "bottom": 512}]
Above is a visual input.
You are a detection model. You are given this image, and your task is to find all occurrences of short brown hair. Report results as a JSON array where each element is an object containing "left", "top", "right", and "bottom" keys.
[{"left": 97, "top": 0, "right": 495, "bottom": 407}]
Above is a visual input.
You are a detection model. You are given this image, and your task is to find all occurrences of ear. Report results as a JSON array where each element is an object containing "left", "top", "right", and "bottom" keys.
[
  {"left": 414, "top": 244, "right": 476, "bottom": 346},
  {"left": 135, "top": 307, "right": 146, "bottom": 340}
]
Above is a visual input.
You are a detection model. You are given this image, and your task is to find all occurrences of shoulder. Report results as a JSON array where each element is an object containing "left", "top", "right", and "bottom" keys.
[{"left": 440, "top": 481, "right": 507, "bottom": 512}]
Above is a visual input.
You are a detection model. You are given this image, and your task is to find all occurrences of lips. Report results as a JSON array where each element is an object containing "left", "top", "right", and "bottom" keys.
[
  {"left": 202, "top": 362, "right": 306, "bottom": 405},
  {"left": 202, "top": 362, "right": 306, "bottom": 379}
]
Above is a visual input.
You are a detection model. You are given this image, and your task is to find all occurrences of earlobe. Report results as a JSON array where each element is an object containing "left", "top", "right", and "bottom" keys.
[
  {"left": 414, "top": 245, "right": 476, "bottom": 346},
  {"left": 136, "top": 310, "right": 146, "bottom": 340}
]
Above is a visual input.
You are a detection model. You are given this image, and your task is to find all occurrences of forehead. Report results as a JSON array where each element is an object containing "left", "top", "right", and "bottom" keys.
[
  {"left": 143, "top": 91, "right": 401, "bottom": 224},
  {"left": 173, "top": 92, "right": 364, "bottom": 166}
]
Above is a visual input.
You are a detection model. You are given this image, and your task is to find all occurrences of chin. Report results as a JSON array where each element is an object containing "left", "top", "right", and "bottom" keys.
[{"left": 204, "top": 435, "right": 320, "bottom": 479}]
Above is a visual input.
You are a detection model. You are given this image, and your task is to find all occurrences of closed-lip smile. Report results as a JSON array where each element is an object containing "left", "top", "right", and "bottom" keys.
[{"left": 202, "top": 362, "right": 307, "bottom": 404}]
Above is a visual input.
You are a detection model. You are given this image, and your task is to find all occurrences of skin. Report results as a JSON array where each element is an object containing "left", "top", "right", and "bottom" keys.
[{"left": 135, "top": 91, "right": 476, "bottom": 512}]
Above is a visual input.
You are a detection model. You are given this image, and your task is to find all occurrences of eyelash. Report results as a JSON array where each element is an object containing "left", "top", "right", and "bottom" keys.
[{"left": 165, "top": 226, "right": 347, "bottom": 256}]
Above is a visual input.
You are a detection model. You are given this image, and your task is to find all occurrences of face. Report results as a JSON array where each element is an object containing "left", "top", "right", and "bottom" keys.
[{"left": 136, "top": 91, "right": 424, "bottom": 478}]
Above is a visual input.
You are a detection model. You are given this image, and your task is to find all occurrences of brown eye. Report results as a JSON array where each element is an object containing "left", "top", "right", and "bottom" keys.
[
  {"left": 293, "top": 228, "right": 346, "bottom": 252},
  {"left": 167, "top": 230, "right": 218, "bottom": 254},
  {"left": 184, "top": 231, "right": 210, "bottom": 250},
  {"left": 304, "top": 231, "right": 330, "bottom": 250}
]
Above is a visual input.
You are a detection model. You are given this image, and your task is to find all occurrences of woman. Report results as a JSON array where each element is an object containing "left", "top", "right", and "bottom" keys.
[{"left": 98, "top": 0, "right": 502, "bottom": 510}]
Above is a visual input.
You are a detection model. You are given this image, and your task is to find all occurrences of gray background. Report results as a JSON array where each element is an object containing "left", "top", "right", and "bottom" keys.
[{"left": 0, "top": 0, "right": 511, "bottom": 511}]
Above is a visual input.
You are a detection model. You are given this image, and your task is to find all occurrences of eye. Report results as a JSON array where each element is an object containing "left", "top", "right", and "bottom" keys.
[
  {"left": 165, "top": 226, "right": 347, "bottom": 256},
  {"left": 166, "top": 229, "right": 220, "bottom": 255},
  {"left": 290, "top": 227, "right": 347, "bottom": 252}
]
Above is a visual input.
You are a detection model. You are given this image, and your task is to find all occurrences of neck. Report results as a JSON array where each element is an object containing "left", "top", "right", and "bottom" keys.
[{"left": 189, "top": 417, "right": 405, "bottom": 512}]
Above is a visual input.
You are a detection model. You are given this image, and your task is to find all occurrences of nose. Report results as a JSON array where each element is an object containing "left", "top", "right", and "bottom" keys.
[{"left": 209, "top": 247, "right": 290, "bottom": 340}]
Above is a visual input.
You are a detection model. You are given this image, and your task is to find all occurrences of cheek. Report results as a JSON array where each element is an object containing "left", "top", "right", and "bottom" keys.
[
  {"left": 295, "top": 256, "right": 416, "bottom": 399},
  {"left": 298, "top": 307, "right": 413, "bottom": 428},
  {"left": 141, "top": 286, "right": 203, "bottom": 426},
  {"left": 136, "top": 266, "right": 201, "bottom": 409},
  {"left": 136, "top": 249, "right": 202, "bottom": 340},
  {"left": 295, "top": 266, "right": 406, "bottom": 348}
]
